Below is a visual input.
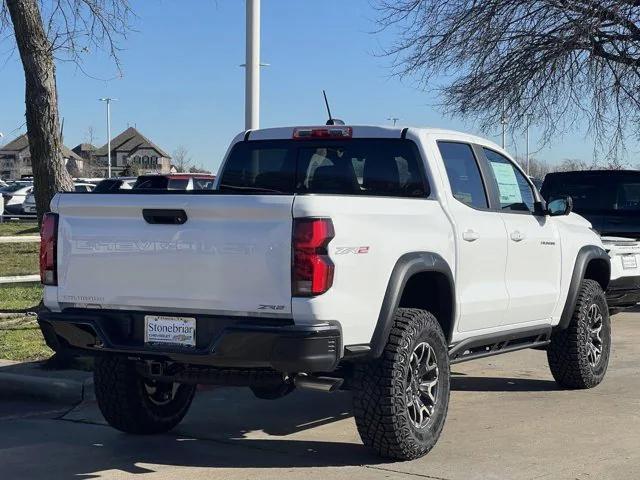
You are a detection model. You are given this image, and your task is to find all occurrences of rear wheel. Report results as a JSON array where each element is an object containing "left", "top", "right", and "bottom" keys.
[
  {"left": 352, "top": 308, "right": 450, "bottom": 460},
  {"left": 548, "top": 279, "right": 611, "bottom": 389},
  {"left": 94, "top": 356, "right": 196, "bottom": 434}
]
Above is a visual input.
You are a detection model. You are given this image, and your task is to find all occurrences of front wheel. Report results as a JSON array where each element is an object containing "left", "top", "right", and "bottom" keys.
[
  {"left": 548, "top": 279, "right": 611, "bottom": 389},
  {"left": 94, "top": 356, "right": 196, "bottom": 434},
  {"left": 352, "top": 308, "right": 450, "bottom": 460}
]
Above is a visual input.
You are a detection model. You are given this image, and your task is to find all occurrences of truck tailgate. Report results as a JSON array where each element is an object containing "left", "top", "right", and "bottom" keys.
[{"left": 54, "top": 194, "right": 294, "bottom": 315}]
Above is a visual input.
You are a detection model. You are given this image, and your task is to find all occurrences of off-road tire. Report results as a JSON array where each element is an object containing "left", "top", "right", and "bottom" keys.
[
  {"left": 94, "top": 356, "right": 196, "bottom": 434},
  {"left": 353, "top": 308, "right": 450, "bottom": 460},
  {"left": 548, "top": 279, "right": 611, "bottom": 389}
]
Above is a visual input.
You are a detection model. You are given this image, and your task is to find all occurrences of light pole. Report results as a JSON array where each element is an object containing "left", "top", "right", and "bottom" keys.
[
  {"left": 245, "top": 0, "right": 260, "bottom": 130},
  {"left": 387, "top": 117, "right": 400, "bottom": 126},
  {"left": 99, "top": 98, "right": 117, "bottom": 177}
]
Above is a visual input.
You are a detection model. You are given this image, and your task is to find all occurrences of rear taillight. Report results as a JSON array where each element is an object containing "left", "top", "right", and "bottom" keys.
[
  {"left": 40, "top": 212, "right": 58, "bottom": 286},
  {"left": 292, "top": 218, "right": 335, "bottom": 296}
]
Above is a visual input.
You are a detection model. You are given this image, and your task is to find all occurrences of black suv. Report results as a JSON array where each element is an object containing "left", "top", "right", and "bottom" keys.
[
  {"left": 541, "top": 170, "right": 640, "bottom": 238},
  {"left": 541, "top": 170, "right": 640, "bottom": 310}
]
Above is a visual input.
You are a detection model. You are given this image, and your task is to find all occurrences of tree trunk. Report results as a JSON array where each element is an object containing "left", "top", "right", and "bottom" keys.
[{"left": 6, "top": 0, "right": 74, "bottom": 225}]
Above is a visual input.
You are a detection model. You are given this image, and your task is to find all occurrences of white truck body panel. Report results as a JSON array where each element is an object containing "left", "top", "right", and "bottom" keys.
[
  {"left": 291, "top": 195, "right": 453, "bottom": 346},
  {"left": 50, "top": 194, "right": 294, "bottom": 316}
]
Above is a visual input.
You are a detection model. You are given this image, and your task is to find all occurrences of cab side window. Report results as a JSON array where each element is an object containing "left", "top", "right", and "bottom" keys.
[
  {"left": 438, "top": 141, "right": 488, "bottom": 209},
  {"left": 483, "top": 148, "right": 535, "bottom": 213}
]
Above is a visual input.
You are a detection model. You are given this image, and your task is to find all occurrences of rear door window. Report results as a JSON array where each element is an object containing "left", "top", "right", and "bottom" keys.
[
  {"left": 438, "top": 141, "right": 488, "bottom": 209},
  {"left": 483, "top": 148, "right": 535, "bottom": 212},
  {"left": 218, "top": 139, "right": 428, "bottom": 197}
]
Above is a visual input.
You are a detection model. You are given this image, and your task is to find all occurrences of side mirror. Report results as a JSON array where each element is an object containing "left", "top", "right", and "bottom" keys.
[{"left": 547, "top": 196, "right": 573, "bottom": 216}]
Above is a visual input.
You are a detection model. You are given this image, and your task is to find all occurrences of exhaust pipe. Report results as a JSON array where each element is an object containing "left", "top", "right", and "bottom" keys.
[{"left": 294, "top": 374, "right": 343, "bottom": 393}]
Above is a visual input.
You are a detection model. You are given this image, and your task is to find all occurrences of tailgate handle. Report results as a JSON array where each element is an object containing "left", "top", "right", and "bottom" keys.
[{"left": 142, "top": 209, "right": 188, "bottom": 225}]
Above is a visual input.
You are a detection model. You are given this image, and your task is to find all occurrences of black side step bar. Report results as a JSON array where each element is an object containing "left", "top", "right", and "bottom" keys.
[{"left": 448, "top": 325, "right": 552, "bottom": 365}]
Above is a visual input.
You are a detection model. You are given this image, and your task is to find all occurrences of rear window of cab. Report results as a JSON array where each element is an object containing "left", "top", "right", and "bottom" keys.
[{"left": 218, "top": 139, "right": 429, "bottom": 197}]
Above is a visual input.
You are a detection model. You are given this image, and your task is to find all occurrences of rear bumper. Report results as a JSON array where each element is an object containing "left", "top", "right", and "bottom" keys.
[
  {"left": 38, "top": 309, "right": 342, "bottom": 373},
  {"left": 607, "top": 276, "right": 640, "bottom": 309}
]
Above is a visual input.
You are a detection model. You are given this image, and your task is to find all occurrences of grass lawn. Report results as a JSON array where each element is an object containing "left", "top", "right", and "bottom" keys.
[
  {"left": 0, "top": 242, "right": 39, "bottom": 277},
  {"left": 0, "top": 318, "right": 52, "bottom": 362},
  {"left": 0, "top": 284, "right": 49, "bottom": 361},
  {"left": 0, "top": 284, "right": 43, "bottom": 312},
  {"left": 0, "top": 221, "right": 39, "bottom": 237}
]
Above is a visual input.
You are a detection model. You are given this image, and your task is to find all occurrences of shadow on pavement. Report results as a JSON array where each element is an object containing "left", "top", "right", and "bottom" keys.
[
  {"left": 1, "top": 416, "right": 385, "bottom": 479},
  {"left": 1, "top": 373, "right": 561, "bottom": 478}
]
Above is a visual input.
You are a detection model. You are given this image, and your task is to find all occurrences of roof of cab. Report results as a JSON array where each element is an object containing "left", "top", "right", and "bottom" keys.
[{"left": 243, "top": 125, "right": 503, "bottom": 152}]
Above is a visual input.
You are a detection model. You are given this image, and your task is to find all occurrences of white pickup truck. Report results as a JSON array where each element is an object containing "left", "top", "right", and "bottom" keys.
[{"left": 38, "top": 125, "right": 612, "bottom": 460}]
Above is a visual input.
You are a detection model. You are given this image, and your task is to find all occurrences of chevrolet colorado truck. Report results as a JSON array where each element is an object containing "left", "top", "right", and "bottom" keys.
[{"left": 38, "top": 125, "right": 612, "bottom": 460}]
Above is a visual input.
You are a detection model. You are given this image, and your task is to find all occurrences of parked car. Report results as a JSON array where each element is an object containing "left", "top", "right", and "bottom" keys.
[
  {"left": 93, "top": 177, "right": 137, "bottom": 193},
  {"left": 132, "top": 173, "right": 216, "bottom": 191},
  {"left": 541, "top": 170, "right": 640, "bottom": 311},
  {"left": 600, "top": 236, "right": 640, "bottom": 311},
  {"left": 22, "top": 182, "right": 95, "bottom": 214},
  {"left": 2, "top": 182, "right": 33, "bottom": 214},
  {"left": 541, "top": 170, "right": 640, "bottom": 238},
  {"left": 38, "top": 125, "right": 611, "bottom": 461}
]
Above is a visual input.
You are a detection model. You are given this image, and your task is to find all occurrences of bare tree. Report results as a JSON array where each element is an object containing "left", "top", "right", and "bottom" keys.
[
  {"left": 173, "top": 145, "right": 192, "bottom": 173},
  {"left": 85, "top": 126, "right": 96, "bottom": 146},
  {"left": 515, "top": 156, "right": 554, "bottom": 180},
  {"left": 188, "top": 164, "right": 212, "bottom": 174},
  {"left": 376, "top": 1, "right": 640, "bottom": 155},
  {"left": 555, "top": 158, "right": 596, "bottom": 172},
  {"left": 1, "top": 0, "right": 131, "bottom": 222},
  {"left": 80, "top": 125, "right": 103, "bottom": 176}
]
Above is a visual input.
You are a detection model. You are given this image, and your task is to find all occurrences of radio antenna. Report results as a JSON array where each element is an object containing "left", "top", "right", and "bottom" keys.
[
  {"left": 322, "top": 90, "right": 345, "bottom": 126},
  {"left": 323, "top": 90, "right": 333, "bottom": 123}
]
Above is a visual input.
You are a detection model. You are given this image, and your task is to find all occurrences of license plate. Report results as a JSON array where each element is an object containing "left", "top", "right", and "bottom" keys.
[
  {"left": 144, "top": 315, "right": 196, "bottom": 347},
  {"left": 622, "top": 255, "right": 638, "bottom": 270}
]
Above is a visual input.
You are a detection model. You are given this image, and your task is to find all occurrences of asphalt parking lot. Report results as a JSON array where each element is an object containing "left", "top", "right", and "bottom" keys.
[{"left": 1, "top": 311, "right": 639, "bottom": 480}]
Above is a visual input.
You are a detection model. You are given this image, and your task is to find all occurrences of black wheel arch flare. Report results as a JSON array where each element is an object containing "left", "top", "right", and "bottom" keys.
[
  {"left": 557, "top": 245, "right": 611, "bottom": 330},
  {"left": 369, "top": 252, "right": 455, "bottom": 358}
]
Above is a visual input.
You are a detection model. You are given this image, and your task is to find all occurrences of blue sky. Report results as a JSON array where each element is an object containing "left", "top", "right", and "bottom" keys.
[{"left": 0, "top": 0, "right": 634, "bottom": 173}]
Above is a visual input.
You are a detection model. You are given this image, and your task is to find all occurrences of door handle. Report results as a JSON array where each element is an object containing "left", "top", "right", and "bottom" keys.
[
  {"left": 142, "top": 209, "right": 188, "bottom": 225},
  {"left": 510, "top": 230, "right": 524, "bottom": 242},
  {"left": 462, "top": 229, "right": 480, "bottom": 242}
]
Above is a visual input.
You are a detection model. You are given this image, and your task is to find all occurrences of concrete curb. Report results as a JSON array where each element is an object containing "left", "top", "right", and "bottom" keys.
[
  {"left": 0, "top": 274, "right": 40, "bottom": 284},
  {"left": 0, "top": 364, "right": 93, "bottom": 404},
  {"left": 0, "top": 235, "right": 40, "bottom": 244}
]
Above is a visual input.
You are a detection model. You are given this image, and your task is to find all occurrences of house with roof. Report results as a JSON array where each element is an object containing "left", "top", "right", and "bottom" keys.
[
  {"left": 0, "top": 133, "right": 84, "bottom": 180},
  {"left": 72, "top": 143, "right": 97, "bottom": 162},
  {"left": 94, "top": 127, "right": 172, "bottom": 176}
]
